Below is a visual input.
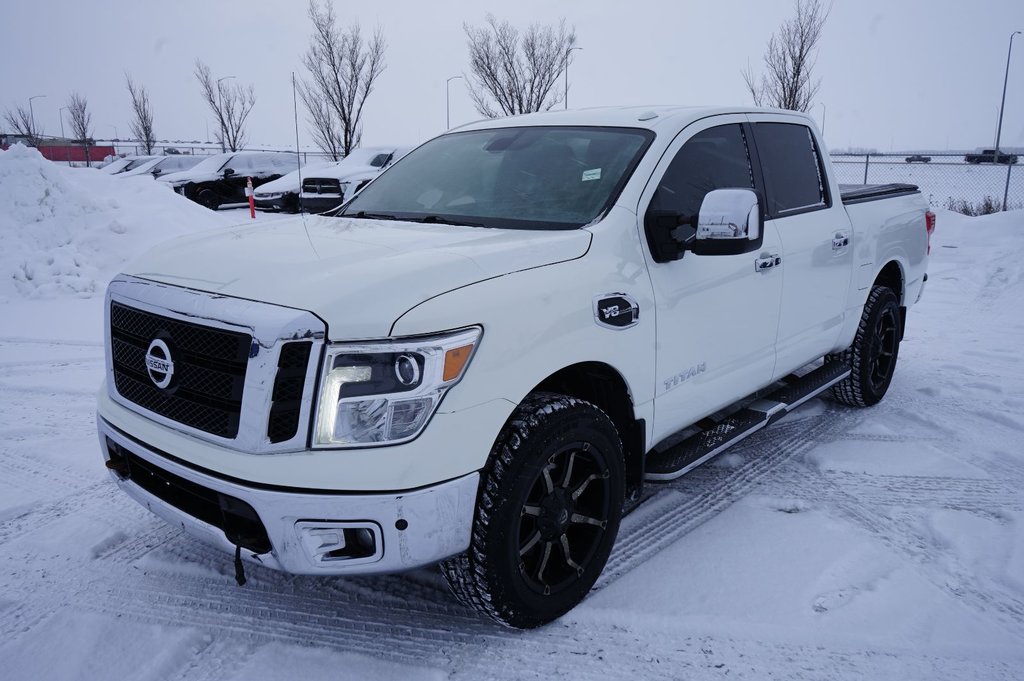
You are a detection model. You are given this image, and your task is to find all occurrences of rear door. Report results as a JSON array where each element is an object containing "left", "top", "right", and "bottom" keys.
[
  {"left": 640, "top": 116, "right": 784, "bottom": 444},
  {"left": 747, "top": 117, "right": 853, "bottom": 378}
]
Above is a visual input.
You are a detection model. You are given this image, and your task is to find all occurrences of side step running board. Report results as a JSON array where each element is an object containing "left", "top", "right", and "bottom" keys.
[{"left": 645, "top": 361, "right": 850, "bottom": 482}]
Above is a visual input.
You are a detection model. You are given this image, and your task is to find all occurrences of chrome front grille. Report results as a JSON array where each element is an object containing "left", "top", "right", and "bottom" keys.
[
  {"left": 105, "top": 275, "right": 326, "bottom": 453},
  {"left": 110, "top": 302, "right": 250, "bottom": 438}
]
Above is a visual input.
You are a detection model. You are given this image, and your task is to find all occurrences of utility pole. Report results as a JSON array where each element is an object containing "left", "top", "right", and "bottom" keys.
[
  {"left": 994, "top": 31, "right": 1021, "bottom": 162},
  {"left": 216, "top": 75, "right": 236, "bottom": 152},
  {"left": 564, "top": 46, "right": 582, "bottom": 110},
  {"left": 446, "top": 75, "right": 463, "bottom": 130},
  {"left": 819, "top": 102, "right": 826, "bottom": 137}
]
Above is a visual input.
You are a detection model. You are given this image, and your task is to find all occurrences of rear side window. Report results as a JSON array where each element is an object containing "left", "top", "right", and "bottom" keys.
[
  {"left": 646, "top": 124, "right": 755, "bottom": 241},
  {"left": 753, "top": 123, "right": 827, "bottom": 216}
]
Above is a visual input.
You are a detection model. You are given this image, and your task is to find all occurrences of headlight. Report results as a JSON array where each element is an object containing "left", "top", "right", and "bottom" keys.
[
  {"left": 313, "top": 327, "right": 481, "bottom": 447},
  {"left": 257, "top": 192, "right": 282, "bottom": 200}
]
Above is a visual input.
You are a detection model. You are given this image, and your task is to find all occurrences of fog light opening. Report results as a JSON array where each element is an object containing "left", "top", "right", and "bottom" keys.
[{"left": 296, "top": 521, "right": 383, "bottom": 565}]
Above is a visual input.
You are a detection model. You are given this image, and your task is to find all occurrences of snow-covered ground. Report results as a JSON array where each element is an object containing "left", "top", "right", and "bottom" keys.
[{"left": 1, "top": 146, "right": 1023, "bottom": 680}]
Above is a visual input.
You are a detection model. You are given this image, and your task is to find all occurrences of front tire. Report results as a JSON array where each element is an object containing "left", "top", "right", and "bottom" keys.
[
  {"left": 830, "top": 285, "right": 901, "bottom": 407},
  {"left": 197, "top": 189, "right": 220, "bottom": 210},
  {"left": 441, "top": 392, "right": 625, "bottom": 629}
]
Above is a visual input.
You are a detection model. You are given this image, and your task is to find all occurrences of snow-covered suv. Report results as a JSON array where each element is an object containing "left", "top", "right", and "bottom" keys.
[{"left": 97, "top": 106, "right": 932, "bottom": 628}]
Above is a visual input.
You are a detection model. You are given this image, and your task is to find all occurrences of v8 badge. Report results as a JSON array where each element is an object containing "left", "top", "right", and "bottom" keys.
[{"left": 593, "top": 293, "right": 640, "bottom": 329}]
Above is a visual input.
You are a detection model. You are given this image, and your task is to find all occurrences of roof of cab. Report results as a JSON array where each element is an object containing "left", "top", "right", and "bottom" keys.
[{"left": 451, "top": 105, "right": 813, "bottom": 133}]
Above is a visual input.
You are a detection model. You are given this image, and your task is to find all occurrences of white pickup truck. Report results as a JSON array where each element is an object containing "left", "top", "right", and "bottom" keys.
[{"left": 97, "top": 106, "right": 932, "bottom": 628}]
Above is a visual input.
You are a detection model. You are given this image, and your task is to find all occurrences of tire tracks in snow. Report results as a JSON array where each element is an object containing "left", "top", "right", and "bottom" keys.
[
  {"left": 783, "top": 461, "right": 1024, "bottom": 639},
  {"left": 599, "top": 408, "right": 857, "bottom": 589}
]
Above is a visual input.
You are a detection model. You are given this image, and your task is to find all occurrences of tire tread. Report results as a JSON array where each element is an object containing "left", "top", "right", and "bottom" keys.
[{"left": 440, "top": 392, "right": 620, "bottom": 628}]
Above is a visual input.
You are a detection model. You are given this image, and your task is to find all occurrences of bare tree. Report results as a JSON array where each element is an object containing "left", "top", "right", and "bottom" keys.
[
  {"left": 298, "top": 85, "right": 344, "bottom": 160},
  {"left": 742, "top": 0, "right": 830, "bottom": 112},
  {"left": 125, "top": 74, "right": 156, "bottom": 154},
  {"left": 66, "top": 92, "right": 93, "bottom": 166},
  {"left": 2, "top": 105, "right": 44, "bottom": 146},
  {"left": 464, "top": 15, "right": 577, "bottom": 118},
  {"left": 301, "top": 0, "right": 386, "bottom": 158},
  {"left": 194, "top": 60, "right": 256, "bottom": 152}
]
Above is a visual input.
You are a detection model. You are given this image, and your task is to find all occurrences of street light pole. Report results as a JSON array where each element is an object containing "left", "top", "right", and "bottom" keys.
[
  {"left": 446, "top": 75, "right": 463, "bottom": 130},
  {"left": 28, "top": 94, "right": 46, "bottom": 141},
  {"left": 994, "top": 31, "right": 1021, "bottom": 161},
  {"left": 216, "top": 75, "right": 236, "bottom": 152},
  {"left": 819, "top": 102, "right": 826, "bottom": 137},
  {"left": 564, "top": 47, "right": 582, "bottom": 110}
]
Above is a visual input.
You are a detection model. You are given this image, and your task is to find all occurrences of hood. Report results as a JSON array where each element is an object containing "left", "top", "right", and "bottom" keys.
[
  {"left": 303, "top": 164, "right": 382, "bottom": 182},
  {"left": 159, "top": 169, "right": 221, "bottom": 186},
  {"left": 124, "top": 215, "right": 591, "bottom": 339}
]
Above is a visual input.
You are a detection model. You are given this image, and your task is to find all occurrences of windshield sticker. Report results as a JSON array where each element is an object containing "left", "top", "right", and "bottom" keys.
[{"left": 582, "top": 168, "right": 601, "bottom": 182}]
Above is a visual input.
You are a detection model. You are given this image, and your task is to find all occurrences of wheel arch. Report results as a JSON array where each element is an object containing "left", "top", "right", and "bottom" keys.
[
  {"left": 531, "top": 361, "right": 646, "bottom": 502},
  {"left": 874, "top": 260, "right": 905, "bottom": 303},
  {"left": 873, "top": 260, "right": 907, "bottom": 339}
]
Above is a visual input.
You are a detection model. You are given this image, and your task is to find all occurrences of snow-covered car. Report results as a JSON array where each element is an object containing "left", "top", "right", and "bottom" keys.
[
  {"left": 98, "top": 106, "right": 932, "bottom": 628},
  {"left": 100, "top": 155, "right": 158, "bottom": 175},
  {"left": 297, "top": 146, "right": 408, "bottom": 213},
  {"left": 159, "top": 152, "right": 299, "bottom": 210},
  {"left": 252, "top": 161, "right": 338, "bottom": 213},
  {"left": 117, "top": 155, "right": 203, "bottom": 179}
]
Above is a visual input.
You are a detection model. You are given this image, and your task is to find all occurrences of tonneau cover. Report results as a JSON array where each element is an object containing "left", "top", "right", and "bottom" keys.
[{"left": 839, "top": 183, "right": 919, "bottom": 204}]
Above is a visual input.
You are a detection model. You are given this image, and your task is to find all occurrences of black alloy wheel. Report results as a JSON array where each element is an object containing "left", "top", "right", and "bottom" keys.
[
  {"left": 441, "top": 393, "right": 625, "bottom": 628},
  {"left": 830, "top": 285, "right": 902, "bottom": 407},
  {"left": 517, "top": 440, "right": 612, "bottom": 597},
  {"left": 867, "top": 303, "right": 899, "bottom": 395}
]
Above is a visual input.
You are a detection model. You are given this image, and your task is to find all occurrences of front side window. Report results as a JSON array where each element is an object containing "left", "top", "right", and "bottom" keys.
[
  {"left": 339, "top": 126, "right": 654, "bottom": 230},
  {"left": 646, "top": 124, "right": 755, "bottom": 241},
  {"left": 753, "top": 122, "right": 827, "bottom": 216}
]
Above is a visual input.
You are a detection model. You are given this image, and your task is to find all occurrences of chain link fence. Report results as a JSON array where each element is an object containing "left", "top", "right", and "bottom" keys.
[{"left": 830, "top": 153, "right": 1022, "bottom": 214}]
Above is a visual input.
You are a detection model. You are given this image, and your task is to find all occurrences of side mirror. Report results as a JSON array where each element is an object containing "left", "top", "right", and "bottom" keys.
[
  {"left": 690, "top": 189, "right": 763, "bottom": 256},
  {"left": 223, "top": 168, "right": 235, "bottom": 178}
]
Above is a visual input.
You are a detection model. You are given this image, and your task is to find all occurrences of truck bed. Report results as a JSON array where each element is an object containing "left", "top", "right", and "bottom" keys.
[{"left": 839, "top": 183, "right": 919, "bottom": 205}]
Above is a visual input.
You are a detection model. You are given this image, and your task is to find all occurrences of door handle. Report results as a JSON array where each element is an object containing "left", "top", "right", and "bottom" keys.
[
  {"left": 832, "top": 232, "right": 850, "bottom": 250},
  {"left": 755, "top": 254, "right": 781, "bottom": 272}
]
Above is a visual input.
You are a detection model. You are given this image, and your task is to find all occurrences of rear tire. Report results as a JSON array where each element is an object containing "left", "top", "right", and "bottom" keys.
[
  {"left": 441, "top": 392, "right": 625, "bottom": 629},
  {"left": 829, "top": 285, "right": 901, "bottom": 407}
]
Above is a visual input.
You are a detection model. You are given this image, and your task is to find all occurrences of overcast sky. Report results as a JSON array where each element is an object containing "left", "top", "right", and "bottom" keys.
[{"left": 2, "top": 0, "right": 1023, "bottom": 153}]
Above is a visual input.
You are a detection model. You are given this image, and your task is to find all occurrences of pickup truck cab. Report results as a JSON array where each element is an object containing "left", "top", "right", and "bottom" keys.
[{"left": 97, "top": 106, "right": 932, "bottom": 628}]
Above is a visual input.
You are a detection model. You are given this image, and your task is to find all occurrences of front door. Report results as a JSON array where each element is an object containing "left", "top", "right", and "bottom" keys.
[{"left": 638, "top": 117, "right": 784, "bottom": 446}]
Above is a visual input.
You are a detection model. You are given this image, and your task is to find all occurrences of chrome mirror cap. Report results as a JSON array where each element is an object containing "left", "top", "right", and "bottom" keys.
[{"left": 696, "top": 189, "right": 760, "bottom": 241}]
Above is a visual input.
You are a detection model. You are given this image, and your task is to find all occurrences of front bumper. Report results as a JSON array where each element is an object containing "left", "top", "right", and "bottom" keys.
[
  {"left": 254, "top": 193, "right": 298, "bottom": 212},
  {"left": 97, "top": 416, "right": 479, "bottom": 575}
]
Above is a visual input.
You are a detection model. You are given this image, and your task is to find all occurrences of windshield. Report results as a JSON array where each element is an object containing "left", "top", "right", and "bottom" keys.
[
  {"left": 339, "top": 148, "right": 393, "bottom": 168},
  {"left": 188, "top": 154, "right": 231, "bottom": 174},
  {"left": 339, "top": 126, "right": 653, "bottom": 230},
  {"left": 123, "top": 157, "right": 153, "bottom": 171}
]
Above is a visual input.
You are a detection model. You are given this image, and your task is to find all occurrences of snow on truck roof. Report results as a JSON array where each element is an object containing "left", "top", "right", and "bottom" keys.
[{"left": 452, "top": 105, "right": 815, "bottom": 133}]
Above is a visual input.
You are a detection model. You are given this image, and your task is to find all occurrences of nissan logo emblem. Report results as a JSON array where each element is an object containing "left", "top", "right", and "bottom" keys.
[{"left": 145, "top": 338, "right": 175, "bottom": 389}]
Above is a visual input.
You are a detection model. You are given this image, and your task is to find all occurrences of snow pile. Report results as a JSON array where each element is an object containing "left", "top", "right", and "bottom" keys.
[{"left": 0, "top": 145, "right": 224, "bottom": 301}]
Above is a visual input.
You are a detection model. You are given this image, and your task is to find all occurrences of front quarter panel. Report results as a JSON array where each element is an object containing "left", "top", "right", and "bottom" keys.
[{"left": 391, "top": 207, "right": 657, "bottom": 441}]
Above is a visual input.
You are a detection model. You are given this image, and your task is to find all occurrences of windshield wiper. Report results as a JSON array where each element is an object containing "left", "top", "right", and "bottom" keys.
[
  {"left": 344, "top": 210, "right": 402, "bottom": 221},
  {"left": 416, "top": 215, "right": 487, "bottom": 228}
]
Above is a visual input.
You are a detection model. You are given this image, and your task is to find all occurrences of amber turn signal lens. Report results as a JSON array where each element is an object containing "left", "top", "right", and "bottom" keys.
[{"left": 443, "top": 344, "right": 474, "bottom": 382}]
